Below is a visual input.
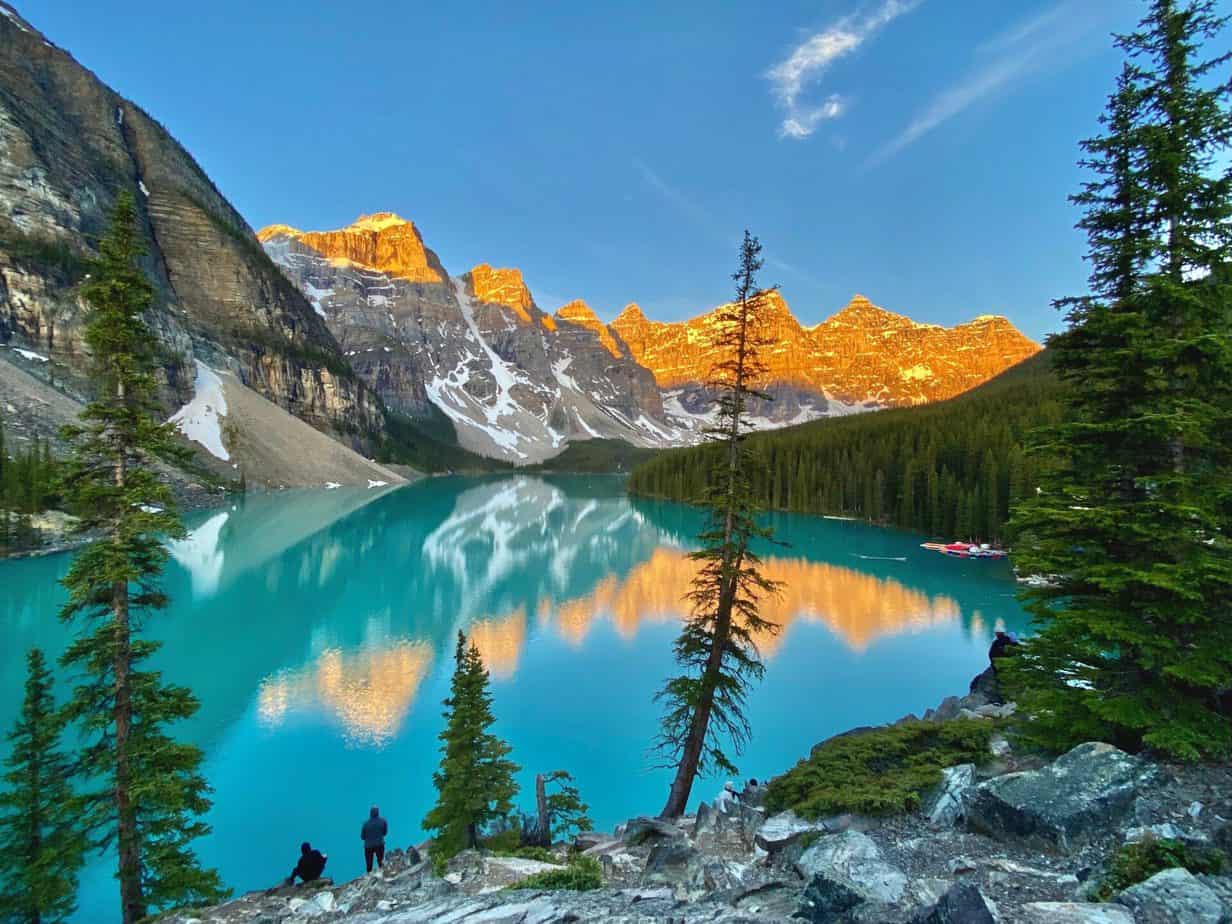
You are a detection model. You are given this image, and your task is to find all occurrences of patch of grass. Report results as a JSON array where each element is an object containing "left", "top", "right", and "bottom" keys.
[
  {"left": 507, "top": 855, "right": 602, "bottom": 892},
  {"left": 1092, "top": 838, "right": 1226, "bottom": 901},
  {"left": 765, "top": 719, "right": 994, "bottom": 819}
]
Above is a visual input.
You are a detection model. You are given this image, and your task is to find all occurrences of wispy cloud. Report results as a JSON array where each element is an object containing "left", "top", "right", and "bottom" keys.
[
  {"left": 767, "top": 0, "right": 922, "bottom": 140},
  {"left": 866, "top": 1, "right": 1113, "bottom": 167}
]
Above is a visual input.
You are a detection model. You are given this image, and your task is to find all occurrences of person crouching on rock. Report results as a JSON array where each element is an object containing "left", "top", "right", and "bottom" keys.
[
  {"left": 714, "top": 780, "right": 739, "bottom": 813},
  {"left": 286, "top": 841, "right": 327, "bottom": 886},
  {"left": 361, "top": 805, "right": 388, "bottom": 874}
]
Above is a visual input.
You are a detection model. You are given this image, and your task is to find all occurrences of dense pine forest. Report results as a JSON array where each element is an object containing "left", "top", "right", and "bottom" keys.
[
  {"left": 0, "top": 420, "right": 60, "bottom": 553},
  {"left": 627, "top": 352, "right": 1060, "bottom": 543}
]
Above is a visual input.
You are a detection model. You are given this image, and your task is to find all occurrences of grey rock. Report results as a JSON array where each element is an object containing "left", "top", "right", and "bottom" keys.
[
  {"left": 966, "top": 742, "right": 1161, "bottom": 852},
  {"left": 621, "top": 816, "right": 686, "bottom": 845},
  {"left": 909, "top": 882, "right": 997, "bottom": 923},
  {"left": 754, "top": 810, "right": 831, "bottom": 853},
  {"left": 572, "top": 832, "right": 612, "bottom": 852},
  {"left": 794, "top": 831, "right": 907, "bottom": 905},
  {"left": 1115, "top": 867, "right": 1228, "bottom": 923},
  {"left": 922, "top": 763, "right": 977, "bottom": 827},
  {"left": 794, "top": 874, "right": 866, "bottom": 923},
  {"left": 642, "top": 840, "right": 698, "bottom": 884},
  {"left": 732, "top": 881, "right": 800, "bottom": 917},
  {"left": 1017, "top": 903, "right": 1135, "bottom": 923}
]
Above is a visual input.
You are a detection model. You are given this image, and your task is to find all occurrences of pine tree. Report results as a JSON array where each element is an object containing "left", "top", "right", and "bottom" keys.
[
  {"left": 0, "top": 650, "right": 85, "bottom": 924},
  {"left": 56, "top": 192, "right": 227, "bottom": 922},
  {"left": 654, "top": 231, "right": 781, "bottom": 819},
  {"left": 1007, "top": 0, "right": 1232, "bottom": 759},
  {"left": 423, "top": 631, "right": 520, "bottom": 863}
]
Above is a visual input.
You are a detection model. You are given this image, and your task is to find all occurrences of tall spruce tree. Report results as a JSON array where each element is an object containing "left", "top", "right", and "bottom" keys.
[
  {"left": 653, "top": 231, "right": 781, "bottom": 819},
  {"left": 0, "top": 649, "right": 85, "bottom": 924},
  {"left": 423, "top": 632, "right": 520, "bottom": 862},
  {"left": 57, "top": 192, "right": 226, "bottom": 922},
  {"left": 1007, "top": 0, "right": 1232, "bottom": 759}
]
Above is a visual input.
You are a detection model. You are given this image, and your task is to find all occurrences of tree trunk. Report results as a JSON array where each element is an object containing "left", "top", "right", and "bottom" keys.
[
  {"left": 660, "top": 572, "right": 738, "bottom": 818},
  {"left": 529, "top": 773, "right": 550, "bottom": 846},
  {"left": 112, "top": 379, "right": 144, "bottom": 924},
  {"left": 660, "top": 284, "right": 754, "bottom": 820}
]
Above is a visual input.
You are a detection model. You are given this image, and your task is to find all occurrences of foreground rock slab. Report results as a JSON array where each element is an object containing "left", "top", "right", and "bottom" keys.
[
  {"left": 1115, "top": 867, "right": 1228, "bottom": 924},
  {"left": 966, "top": 742, "right": 1160, "bottom": 852}
]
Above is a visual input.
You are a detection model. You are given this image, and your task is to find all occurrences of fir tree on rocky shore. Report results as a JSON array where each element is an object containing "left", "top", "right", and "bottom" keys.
[
  {"left": 423, "top": 631, "right": 520, "bottom": 863},
  {"left": 56, "top": 192, "right": 227, "bottom": 922},
  {"left": 653, "top": 231, "right": 782, "bottom": 819},
  {"left": 1008, "top": 0, "right": 1232, "bottom": 759},
  {"left": 0, "top": 649, "right": 84, "bottom": 924}
]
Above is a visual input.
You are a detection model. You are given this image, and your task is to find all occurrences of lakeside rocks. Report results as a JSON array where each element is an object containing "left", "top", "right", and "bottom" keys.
[{"left": 158, "top": 681, "right": 1232, "bottom": 924}]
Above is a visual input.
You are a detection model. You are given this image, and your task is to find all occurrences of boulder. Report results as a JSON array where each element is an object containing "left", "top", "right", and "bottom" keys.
[
  {"left": 1017, "top": 903, "right": 1135, "bottom": 923},
  {"left": 921, "top": 763, "right": 977, "bottom": 827},
  {"left": 794, "top": 831, "right": 907, "bottom": 906},
  {"left": 794, "top": 874, "right": 865, "bottom": 923},
  {"left": 754, "top": 810, "right": 832, "bottom": 853},
  {"left": 621, "top": 816, "right": 686, "bottom": 845},
  {"left": 909, "top": 881, "right": 997, "bottom": 923},
  {"left": 966, "top": 742, "right": 1161, "bottom": 852},
  {"left": 573, "top": 831, "right": 612, "bottom": 852},
  {"left": 642, "top": 840, "right": 699, "bottom": 885},
  {"left": 1114, "top": 867, "right": 1227, "bottom": 924},
  {"left": 968, "top": 665, "right": 1001, "bottom": 704},
  {"left": 732, "top": 881, "right": 802, "bottom": 918}
]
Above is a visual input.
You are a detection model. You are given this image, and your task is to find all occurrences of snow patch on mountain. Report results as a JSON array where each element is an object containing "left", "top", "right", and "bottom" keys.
[{"left": 170, "top": 360, "right": 230, "bottom": 461}]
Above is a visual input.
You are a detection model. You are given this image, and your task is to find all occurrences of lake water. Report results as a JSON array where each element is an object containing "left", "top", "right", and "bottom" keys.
[{"left": 0, "top": 475, "right": 1030, "bottom": 921}]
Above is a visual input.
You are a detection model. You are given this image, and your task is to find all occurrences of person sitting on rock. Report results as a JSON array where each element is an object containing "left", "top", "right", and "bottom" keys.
[
  {"left": 286, "top": 841, "right": 327, "bottom": 886},
  {"left": 988, "top": 630, "right": 1019, "bottom": 662},
  {"left": 714, "top": 780, "right": 739, "bottom": 813},
  {"left": 361, "top": 805, "right": 388, "bottom": 874}
]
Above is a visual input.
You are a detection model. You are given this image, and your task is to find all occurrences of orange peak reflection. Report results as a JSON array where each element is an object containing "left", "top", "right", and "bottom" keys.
[
  {"left": 544, "top": 549, "right": 960, "bottom": 654},
  {"left": 258, "top": 641, "right": 433, "bottom": 746},
  {"left": 469, "top": 608, "right": 526, "bottom": 680}
]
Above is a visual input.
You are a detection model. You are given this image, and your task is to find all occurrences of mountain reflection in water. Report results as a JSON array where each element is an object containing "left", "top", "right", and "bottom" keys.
[{"left": 235, "top": 478, "right": 968, "bottom": 746}]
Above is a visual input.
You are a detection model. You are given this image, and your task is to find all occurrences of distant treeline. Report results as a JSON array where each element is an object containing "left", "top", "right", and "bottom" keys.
[
  {"left": 627, "top": 354, "right": 1061, "bottom": 543},
  {"left": 0, "top": 419, "right": 60, "bottom": 552}
]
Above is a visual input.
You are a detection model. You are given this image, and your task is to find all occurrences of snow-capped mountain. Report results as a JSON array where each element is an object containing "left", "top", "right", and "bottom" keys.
[
  {"left": 260, "top": 216, "right": 679, "bottom": 462},
  {"left": 260, "top": 214, "right": 1041, "bottom": 464}
]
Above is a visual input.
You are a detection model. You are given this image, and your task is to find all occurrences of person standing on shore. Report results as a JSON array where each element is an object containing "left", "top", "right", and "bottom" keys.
[{"left": 361, "top": 806, "right": 388, "bottom": 874}]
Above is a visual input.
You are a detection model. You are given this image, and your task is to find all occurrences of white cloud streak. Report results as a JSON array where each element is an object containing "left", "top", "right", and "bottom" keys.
[
  {"left": 767, "top": 0, "right": 922, "bottom": 140},
  {"left": 867, "top": 0, "right": 1113, "bottom": 167}
]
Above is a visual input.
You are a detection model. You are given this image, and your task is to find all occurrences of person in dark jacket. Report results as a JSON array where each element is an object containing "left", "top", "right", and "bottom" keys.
[
  {"left": 286, "top": 842, "right": 327, "bottom": 885},
  {"left": 361, "top": 806, "right": 388, "bottom": 873}
]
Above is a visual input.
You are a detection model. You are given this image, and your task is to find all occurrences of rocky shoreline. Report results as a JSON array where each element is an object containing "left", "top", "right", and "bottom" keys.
[{"left": 159, "top": 679, "right": 1232, "bottom": 924}]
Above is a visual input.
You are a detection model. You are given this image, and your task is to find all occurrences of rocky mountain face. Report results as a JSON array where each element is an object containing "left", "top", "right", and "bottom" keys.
[
  {"left": 263, "top": 215, "right": 1041, "bottom": 463},
  {"left": 0, "top": 3, "right": 384, "bottom": 465},
  {"left": 261, "top": 216, "right": 677, "bottom": 463},
  {"left": 612, "top": 292, "right": 1042, "bottom": 410}
]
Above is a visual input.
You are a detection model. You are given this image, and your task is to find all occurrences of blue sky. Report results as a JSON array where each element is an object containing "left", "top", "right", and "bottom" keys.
[{"left": 17, "top": 0, "right": 1186, "bottom": 339}]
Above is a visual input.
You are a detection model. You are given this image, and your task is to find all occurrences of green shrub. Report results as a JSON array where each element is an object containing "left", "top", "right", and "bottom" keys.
[
  {"left": 508, "top": 855, "right": 602, "bottom": 892},
  {"left": 1092, "top": 838, "right": 1225, "bottom": 901},
  {"left": 765, "top": 719, "right": 994, "bottom": 818},
  {"left": 479, "top": 829, "right": 523, "bottom": 854}
]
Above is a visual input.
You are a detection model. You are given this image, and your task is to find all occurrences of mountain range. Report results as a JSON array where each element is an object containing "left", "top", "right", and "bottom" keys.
[
  {"left": 0, "top": 2, "right": 1040, "bottom": 477},
  {"left": 258, "top": 214, "right": 1040, "bottom": 463}
]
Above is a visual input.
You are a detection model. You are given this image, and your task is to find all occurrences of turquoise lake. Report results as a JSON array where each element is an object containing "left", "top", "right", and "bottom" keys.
[{"left": 0, "top": 475, "right": 1030, "bottom": 921}]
